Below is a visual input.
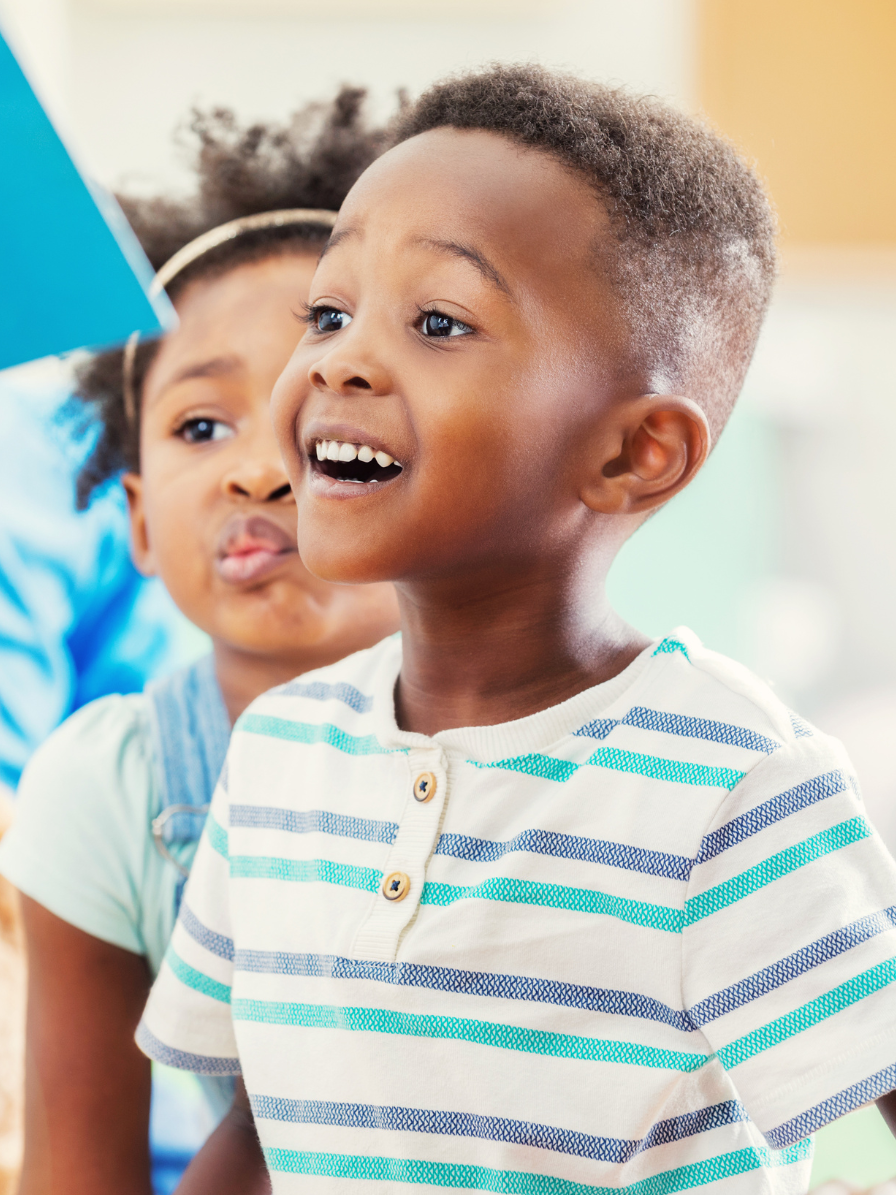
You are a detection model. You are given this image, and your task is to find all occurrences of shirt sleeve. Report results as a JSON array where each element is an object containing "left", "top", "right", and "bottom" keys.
[
  {"left": 0, "top": 695, "right": 157, "bottom": 955},
  {"left": 682, "top": 728, "right": 896, "bottom": 1149},
  {"left": 137, "top": 773, "right": 240, "bottom": 1075}
]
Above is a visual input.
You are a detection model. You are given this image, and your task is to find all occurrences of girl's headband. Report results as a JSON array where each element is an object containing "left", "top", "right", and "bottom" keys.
[{"left": 122, "top": 207, "right": 339, "bottom": 425}]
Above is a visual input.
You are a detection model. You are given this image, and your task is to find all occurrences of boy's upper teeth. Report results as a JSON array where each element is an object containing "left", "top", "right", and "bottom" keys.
[{"left": 315, "top": 440, "right": 397, "bottom": 468}]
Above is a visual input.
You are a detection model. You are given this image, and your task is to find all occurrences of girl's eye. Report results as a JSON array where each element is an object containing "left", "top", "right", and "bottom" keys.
[
  {"left": 315, "top": 308, "right": 352, "bottom": 333},
  {"left": 177, "top": 418, "right": 234, "bottom": 445},
  {"left": 420, "top": 312, "right": 473, "bottom": 338}
]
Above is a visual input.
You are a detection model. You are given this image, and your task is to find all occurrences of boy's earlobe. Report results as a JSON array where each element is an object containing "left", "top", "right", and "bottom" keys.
[
  {"left": 121, "top": 473, "right": 158, "bottom": 577},
  {"left": 581, "top": 396, "right": 711, "bottom": 517}
]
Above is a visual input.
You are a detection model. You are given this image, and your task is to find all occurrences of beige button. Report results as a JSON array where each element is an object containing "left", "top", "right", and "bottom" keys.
[
  {"left": 382, "top": 871, "right": 411, "bottom": 902},
  {"left": 413, "top": 772, "right": 437, "bottom": 803}
]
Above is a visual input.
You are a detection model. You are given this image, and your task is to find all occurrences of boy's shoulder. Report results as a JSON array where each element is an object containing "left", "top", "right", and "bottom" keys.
[{"left": 634, "top": 627, "right": 809, "bottom": 754}]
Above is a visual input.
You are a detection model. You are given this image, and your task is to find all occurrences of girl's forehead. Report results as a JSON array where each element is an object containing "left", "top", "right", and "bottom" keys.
[{"left": 143, "top": 254, "right": 317, "bottom": 408}]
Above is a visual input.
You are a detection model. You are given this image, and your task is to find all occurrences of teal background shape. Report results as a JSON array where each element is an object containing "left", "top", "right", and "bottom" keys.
[{"left": 0, "top": 29, "right": 174, "bottom": 371}]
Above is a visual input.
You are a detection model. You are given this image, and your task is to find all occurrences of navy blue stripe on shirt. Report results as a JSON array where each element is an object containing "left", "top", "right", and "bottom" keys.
[
  {"left": 179, "top": 902, "right": 234, "bottom": 961},
  {"left": 250, "top": 1094, "right": 747, "bottom": 1163},
  {"left": 573, "top": 707, "right": 780, "bottom": 754},
  {"left": 766, "top": 1061, "right": 896, "bottom": 1149},
  {"left": 232, "top": 946, "right": 696, "bottom": 1032},
  {"left": 435, "top": 828, "right": 690, "bottom": 882},
  {"left": 136, "top": 1023, "right": 240, "bottom": 1075},
  {"left": 271, "top": 679, "right": 372, "bottom": 713},
  {"left": 694, "top": 771, "right": 848, "bottom": 865},
  {"left": 689, "top": 907, "right": 896, "bottom": 1027},
  {"left": 432, "top": 771, "right": 843, "bottom": 880},
  {"left": 229, "top": 805, "right": 397, "bottom": 845}
]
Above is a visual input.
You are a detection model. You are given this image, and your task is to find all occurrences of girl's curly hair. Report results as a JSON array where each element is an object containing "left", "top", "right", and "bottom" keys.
[{"left": 75, "top": 86, "right": 393, "bottom": 509}]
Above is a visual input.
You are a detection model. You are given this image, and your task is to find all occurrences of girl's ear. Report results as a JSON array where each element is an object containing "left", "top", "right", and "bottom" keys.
[
  {"left": 121, "top": 473, "right": 157, "bottom": 576},
  {"left": 580, "top": 395, "right": 711, "bottom": 516}
]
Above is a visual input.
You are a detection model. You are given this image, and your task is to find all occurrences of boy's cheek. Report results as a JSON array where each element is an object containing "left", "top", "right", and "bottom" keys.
[{"left": 270, "top": 362, "right": 309, "bottom": 479}]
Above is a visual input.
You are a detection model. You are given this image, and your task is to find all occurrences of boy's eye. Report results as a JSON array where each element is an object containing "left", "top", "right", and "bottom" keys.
[
  {"left": 315, "top": 308, "right": 352, "bottom": 333},
  {"left": 177, "top": 418, "right": 234, "bottom": 445},
  {"left": 420, "top": 312, "right": 473, "bottom": 338}
]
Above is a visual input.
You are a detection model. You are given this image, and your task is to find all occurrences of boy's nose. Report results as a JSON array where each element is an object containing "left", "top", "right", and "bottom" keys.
[{"left": 309, "top": 339, "right": 391, "bottom": 397}]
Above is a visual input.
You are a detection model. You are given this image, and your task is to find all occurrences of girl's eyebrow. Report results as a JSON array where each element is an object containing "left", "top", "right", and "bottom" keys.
[
  {"left": 170, "top": 355, "right": 241, "bottom": 384},
  {"left": 151, "top": 355, "right": 243, "bottom": 404}
]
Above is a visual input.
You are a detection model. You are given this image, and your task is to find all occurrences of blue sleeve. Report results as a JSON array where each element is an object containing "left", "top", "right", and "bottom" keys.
[{"left": 0, "top": 367, "right": 185, "bottom": 791}]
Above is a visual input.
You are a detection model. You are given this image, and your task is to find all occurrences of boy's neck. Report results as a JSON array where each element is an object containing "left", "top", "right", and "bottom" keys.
[{"left": 394, "top": 562, "right": 649, "bottom": 737}]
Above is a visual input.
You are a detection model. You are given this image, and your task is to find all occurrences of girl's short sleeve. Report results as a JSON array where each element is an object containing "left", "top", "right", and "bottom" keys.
[
  {"left": 682, "top": 730, "right": 896, "bottom": 1149},
  {"left": 0, "top": 694, "right": 160, "bottom": 955},
  {"left": 137, "top": 773, "right": 240, "bottom": 1075}
]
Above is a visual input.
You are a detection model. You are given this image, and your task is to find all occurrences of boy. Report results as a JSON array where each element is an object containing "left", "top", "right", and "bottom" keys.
[{"left": 139, "top": 66, "right": 896, "bottom": 1193}]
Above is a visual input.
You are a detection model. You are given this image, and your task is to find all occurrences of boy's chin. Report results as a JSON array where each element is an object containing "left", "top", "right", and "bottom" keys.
[{"left": 297, "top": 541, "right": 394, "bottom": 588}]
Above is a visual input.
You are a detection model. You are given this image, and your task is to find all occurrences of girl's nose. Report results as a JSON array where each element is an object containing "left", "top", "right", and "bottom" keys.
[{"left": 222, "top": 456, "right": 292, "bottom": 503}]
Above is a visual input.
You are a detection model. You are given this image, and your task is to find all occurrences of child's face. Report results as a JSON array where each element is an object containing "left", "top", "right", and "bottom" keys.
[
  {"left": 272, "top": 129, "right": 642, "bottom": 588},
  {"left": 124, "top": 254, "right": 398, "bottom": 665}
]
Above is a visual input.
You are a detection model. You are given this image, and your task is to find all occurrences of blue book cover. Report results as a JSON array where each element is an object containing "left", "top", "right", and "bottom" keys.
[{"left": 0, "top": 27, "right": 175, "bottom": 371}]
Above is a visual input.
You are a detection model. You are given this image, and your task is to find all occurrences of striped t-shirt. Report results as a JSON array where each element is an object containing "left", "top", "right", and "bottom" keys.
[{"left": 138, "top": 629, "right": 896, "bottom": 1193}]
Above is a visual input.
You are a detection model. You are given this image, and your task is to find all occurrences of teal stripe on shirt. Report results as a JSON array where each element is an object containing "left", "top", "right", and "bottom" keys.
[
  {"left": 228, "top": 854, "right": 683, "bottom": 933},
  {"left": 264, "top": 1139, "right": 810, "bottom": 1194},
  {"left": 718, "top": 954, "right": 896, "bottom": 1070},
  {"left": 206, "top": 813, "right": 229, "bottom": 859},
  {"left": 685, "top": 816, "right": 872, "bottom": 925},
  {"left": 421, "top": 876, "right": 683, "bottom": 934},
  {"left": 652, "top": 637, "right": 690, "bottom": 661},
  {"left": 166, "top": 946, "right": 231, "bottom": 1004},
  {"left": 238, "top": 714, "right": 402, "bottom": 757},
  {"left": 231, "top": 854, "right": 381, "bottom": 893},
  {"left": 479, "top": 748, "right": 743, "bottom": 791},
  {"left": 232, "top": 998, "right": 706, "bottom": 1071},
  {"left": 586, "top": 747, "right": 744, "bottom": 791}
]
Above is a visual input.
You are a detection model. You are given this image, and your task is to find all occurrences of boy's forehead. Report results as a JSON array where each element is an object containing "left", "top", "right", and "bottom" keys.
[{"left": 333, "top": 128, "right": 610, "bottom": 285}]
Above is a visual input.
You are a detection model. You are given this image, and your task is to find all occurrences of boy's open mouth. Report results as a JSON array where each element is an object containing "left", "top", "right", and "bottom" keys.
[{"left": 311, "top": 439, "right": 403, "bottom": 485}]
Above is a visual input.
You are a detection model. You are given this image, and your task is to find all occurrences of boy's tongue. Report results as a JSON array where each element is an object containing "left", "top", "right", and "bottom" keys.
[{"left": 216, "top": 515, "right": 296, "bottom": 584}]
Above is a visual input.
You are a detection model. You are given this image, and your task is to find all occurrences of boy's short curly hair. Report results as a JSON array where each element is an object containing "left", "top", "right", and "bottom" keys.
[
  {"left": 393, "top": 64, "right": 776, "bottom": 440},
  {"left": 75, "top": 86, "right": 391, "bottom": 509}
]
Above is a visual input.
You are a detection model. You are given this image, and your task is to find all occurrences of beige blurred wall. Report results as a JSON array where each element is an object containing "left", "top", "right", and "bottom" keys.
[
  {"left": 698, "top": 0, "right": 896, "bottom": 246},
  {"left": 0, "top": 0, "right": 696, "bottom": 193}
]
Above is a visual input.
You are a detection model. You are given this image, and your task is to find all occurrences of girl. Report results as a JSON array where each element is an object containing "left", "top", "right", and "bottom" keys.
[{"left": 0, "top": 88, "right": 399, "bottom": 1195}]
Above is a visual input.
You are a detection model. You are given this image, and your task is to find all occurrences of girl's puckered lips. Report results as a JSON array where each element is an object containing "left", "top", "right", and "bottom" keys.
[{"left": 215, "top": 514, "right": 297, "bottom": 585}]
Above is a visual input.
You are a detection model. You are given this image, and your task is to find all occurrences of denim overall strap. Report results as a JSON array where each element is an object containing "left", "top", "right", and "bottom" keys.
[{"left": 146, "top": 654, "right": 230, "bottom": 906}]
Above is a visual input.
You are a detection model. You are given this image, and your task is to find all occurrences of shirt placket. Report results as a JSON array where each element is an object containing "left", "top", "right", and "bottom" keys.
[{"left": 351, "top": 746, "right": 447, "bottom": 962}]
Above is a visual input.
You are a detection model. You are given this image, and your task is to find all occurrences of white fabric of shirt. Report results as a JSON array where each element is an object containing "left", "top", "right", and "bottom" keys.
[{"left": 138, "top": 629, "right": 896, "bottom": 1194}]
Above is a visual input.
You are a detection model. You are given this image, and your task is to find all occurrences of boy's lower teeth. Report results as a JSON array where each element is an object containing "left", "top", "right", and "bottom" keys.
[{"left": 316, "top": 458, "right": 402, "bottom": 484}]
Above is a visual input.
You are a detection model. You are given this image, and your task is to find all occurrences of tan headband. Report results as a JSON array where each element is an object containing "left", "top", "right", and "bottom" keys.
[{"left": 122, "top": 207, "right": 339, "bottom": 425}]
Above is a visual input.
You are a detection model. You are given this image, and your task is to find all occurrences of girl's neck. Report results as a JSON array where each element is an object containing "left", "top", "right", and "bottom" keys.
[{"left": 212, "top": 642, "right": 306, "bottom": 725}]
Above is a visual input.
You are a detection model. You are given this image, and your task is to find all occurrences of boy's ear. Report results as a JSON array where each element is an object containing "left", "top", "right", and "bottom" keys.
[
  {"left": 580, "top": 395, "right": 711, "bottom": 516},
  {"left": 121, "top": 473, "right": 157, "bottom": 577}
]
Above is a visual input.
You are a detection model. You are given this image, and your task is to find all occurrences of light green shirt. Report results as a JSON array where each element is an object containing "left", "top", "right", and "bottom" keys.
[{"left": 0, "top": 692, "right": 182, "bottom": 976}]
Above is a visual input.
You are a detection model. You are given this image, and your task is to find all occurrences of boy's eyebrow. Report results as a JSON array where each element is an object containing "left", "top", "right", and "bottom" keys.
[
  {"left": 319, "top": 226, "right": 359, "bottom": 260},
  {"left": 318, "top": 226, "right": 512, "bottom": 297},
  {"left": 415, "top": 237, "right": 512, "bottom": 296}
]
